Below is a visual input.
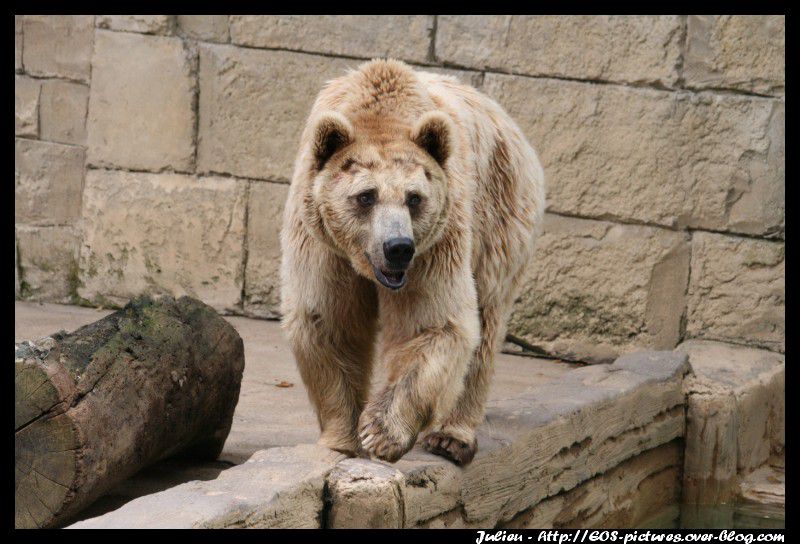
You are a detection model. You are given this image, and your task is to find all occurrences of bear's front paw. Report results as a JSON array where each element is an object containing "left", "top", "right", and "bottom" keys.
[
  {"left": 422, "top": 431, "right": 477, "bottom": 466},
  {"left": 358, "top": 405, "right": 416, "bottom": 463}
]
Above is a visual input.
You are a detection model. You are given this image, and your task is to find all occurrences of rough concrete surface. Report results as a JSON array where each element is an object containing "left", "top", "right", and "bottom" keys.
[
  {"left": 230, "top": 15, "right": 434, "bottom": 63},
  {"left": 22, "top": 16, "right": 94, "bottom": 82},
  {"left": 87, "top": 30, "right": 195, "bottom": 172},
  {"left": 686, "top": 233, "right": 785, "bottom": 352},
  {"left": 177, "top": 15, "right": 229, "bottom": 42},
  {"left": 69, "top": 445, "right": 345, "bottom": 528},
  {"left": 739, "top": 458, "right": 784, "bottom": 509},
  {"left": 677, "top": 339, "right": 784, "bottom": 504},
  {"left": 437, "top": 16, "right": 683, "bottom": 86},
  {"left": 15, "top": 75, "right": 40, "bottom": 137},
  {"left": 508, "top": 214, "right": 690, "bottom": 363},
  {"left": 684, "top": 16, "right": 785, "bottom": 96},
  {"left": 15, "top": 138, "right": 85, "bottom": 226},
  {"left": 500, "top": 441, "right": 683, "bottom": 529},
  {"left": 318, "top": 351, "right": 688, "bottom": 528},
  {"left": 15, "top": 225, "right": 80, "bottom": 303},
  {"left": 39, "top": 80, "right": 89, "bottom": 146},
  {"left": 77, "top": 170, "right": 248, "bottom": 314},
  {"left": 483, "top": 74, "right": 784, "bottom": 238},
  {"left": 96, "top": 15, "right": 174, "bottom": 36}
]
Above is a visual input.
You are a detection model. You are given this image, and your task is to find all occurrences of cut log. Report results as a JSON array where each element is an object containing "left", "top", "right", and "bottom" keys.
[{"left": 14, "top": 296, "right": 245, "bottom": 528}]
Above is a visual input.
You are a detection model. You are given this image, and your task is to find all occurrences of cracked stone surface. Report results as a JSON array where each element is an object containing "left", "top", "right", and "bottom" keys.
[{"left": 677, "top": 339, "right": 784, "bottom": 504}]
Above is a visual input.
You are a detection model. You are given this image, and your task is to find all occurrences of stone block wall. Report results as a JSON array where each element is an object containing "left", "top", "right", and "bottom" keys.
[{"left": 15, "top": 15, "right": 784, "bottom": 363}]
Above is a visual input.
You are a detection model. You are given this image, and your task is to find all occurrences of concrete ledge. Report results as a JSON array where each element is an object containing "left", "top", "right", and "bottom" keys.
[
  {"left": 68, "top": 445, "right": 344, "bottom": 528},
  {"left": 67, "top": 351, "right": 688, "bottom": 529},
  {"left": 738, "top": 459, "right": 784, "bottom": 510},
  {"left": 500, "top": 441, "right": 682, "bottom": 529},
  {"left": 328, "top": 351, "right": 689, "bottom": 528},
  {"left": 677, "top": 340, "right": 784, "bottom": 504}
]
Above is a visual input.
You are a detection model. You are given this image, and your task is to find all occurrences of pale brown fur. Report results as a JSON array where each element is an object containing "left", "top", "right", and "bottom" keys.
[{"left": 280, "top": 59, "right": 545, "bottom": 464}]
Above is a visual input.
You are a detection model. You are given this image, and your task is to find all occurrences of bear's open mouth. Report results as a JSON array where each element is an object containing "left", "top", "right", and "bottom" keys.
[{"left": 372, "top": 265, "right": 407, "bottom": 290}]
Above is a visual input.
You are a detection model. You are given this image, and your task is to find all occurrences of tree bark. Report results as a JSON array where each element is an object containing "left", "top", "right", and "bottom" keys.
[{"left": 15, "top": 296, "right": 245, "bottom": 528}]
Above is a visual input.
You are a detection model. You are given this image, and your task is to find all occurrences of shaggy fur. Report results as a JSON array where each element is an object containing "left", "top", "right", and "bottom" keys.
[{"left": 280, "top": 59, "right": 545, "bottom": 465}]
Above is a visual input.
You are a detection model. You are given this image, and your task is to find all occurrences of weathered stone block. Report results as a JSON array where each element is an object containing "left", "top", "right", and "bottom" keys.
[
  {"left": 39, "top": 80, "right": 89, "bottom": 145},
  {"left": 359, "top": 351, "right": 688, "bottom": 528},
  {"left": 436, "top": 16, "right": 682, "bottom": 86},
  {"left": 96, "top": 15, "right": 173, "bottom": 35},
  {"left": 230, "top": 15, "right": 433, "bottom": 63},
  {"left": 327, "top": 459, "right": 404, "bottom": 528},
  {"left": 501, "top": 442, "right": 682, "bottom": 529},
  {"left": 197, "top": 45, "right": 355, "bottom": 181},
  {"left": 399, "top": 460, "right": 463, "bottom": 526},
  {"left": 483, "top": 74, "right": 785, "bottom": 237},
  {"left": 685, "top": 16, "right": 785, "bottom": 96},
  {"left": 68, "top": 445, "right": 343, "bottom": 528},
  {"left": 678, "top": 340, "right": 785, "bottom": 503},
  {"left": 683, "top": 384, "right": 738, "bottom": 504},
  {"left": 15, "top": 15, "right": 23, "bottom": 72},
  {"left": 316, "top": 351, "right": 687, "bottom": 529},
  {"left": 177, "top": 15, "right": 229, "bottom": 42},
  {"left": 738, "top": 462, "right": 784, "bottom": 513},
  {"left": 87, "top": 30, "right": 195, "bottom": 172},
  {"left": 244, "top": 182, "right": 288, "bottom": 318},
  {"left": 508, "top": 214, "right": 690, "bottom": 363},
  {"left": 15, "top": 138, "right": 85, "bottom": 225},
  {"left": 22, "top": 16, "right": 93, "bottom": 82},
  {"left": 462, "top": 351, "right": 687, "bottom": 525},
  {"left": 687, "top": 233, "right": 784, "bottom": 351},
  {"left": 15, "top": 225, "right": 80, "bottom": 303},
  {"left": 78, "top": 170, "right": 247, "bottom": 313},
  {"left": 15, "top": 75, "right": 40, "bottom": 137}
]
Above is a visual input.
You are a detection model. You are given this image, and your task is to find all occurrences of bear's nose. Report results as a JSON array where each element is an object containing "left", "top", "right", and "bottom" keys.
[{"left": 383, "top": 237, "right": 415, "bottom": 268}]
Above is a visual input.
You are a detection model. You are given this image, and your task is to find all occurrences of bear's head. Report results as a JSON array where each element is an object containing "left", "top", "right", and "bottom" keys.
[{"left": 302, "top": 110, "right": 455, "bottom": 291}]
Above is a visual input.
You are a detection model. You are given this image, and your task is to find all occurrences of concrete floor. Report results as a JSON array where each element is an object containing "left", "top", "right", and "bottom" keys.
[{"left": 15, "top": 301, "right": 577, "bottom": 524}]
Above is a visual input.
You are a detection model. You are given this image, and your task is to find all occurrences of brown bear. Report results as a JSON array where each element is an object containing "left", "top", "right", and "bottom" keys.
[{"left": 280, "top": 59, "right": 545, "bottom": 465}]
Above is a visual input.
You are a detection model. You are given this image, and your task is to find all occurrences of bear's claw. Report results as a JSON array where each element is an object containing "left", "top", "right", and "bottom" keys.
[
  {"left": 358, "top": 408, "right": 415, "bottom": 463},
  {"left": 422, "top": 431, "right": 477, "bottom": 466}
]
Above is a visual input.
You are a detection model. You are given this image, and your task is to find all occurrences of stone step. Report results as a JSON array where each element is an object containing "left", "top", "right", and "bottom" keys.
[
  {"left": 678, "top": 340, "right": 785, "bottom": 504},
  {"left": 68, "top": 350, "right": 688, "bottom": 528},
  {"left": 738, "top": 457, "right": 784, "bottom": 510}
]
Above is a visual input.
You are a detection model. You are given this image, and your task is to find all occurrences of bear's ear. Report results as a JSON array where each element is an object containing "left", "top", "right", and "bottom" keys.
[
  {"left": 411, "top": 111, "right": 453, "bottom": 167},
  {"left": 311, "top": 111, "right": 354, "bottom": 171}
]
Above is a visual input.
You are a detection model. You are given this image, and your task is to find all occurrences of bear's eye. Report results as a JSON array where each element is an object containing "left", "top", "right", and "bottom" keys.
[
  {"left": 342, "top": 158, "right": 356, "bottom": 171},
  {"left": 407, "top": 193, "right": 422, "bottom": 208},
  {"left": 356, "top": 191, "right": 376, "bottom": 207}
]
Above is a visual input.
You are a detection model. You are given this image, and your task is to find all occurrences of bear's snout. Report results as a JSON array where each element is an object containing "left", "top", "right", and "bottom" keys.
[{"left": 383, "top": 237, "right": 415, "bottom": 269}]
